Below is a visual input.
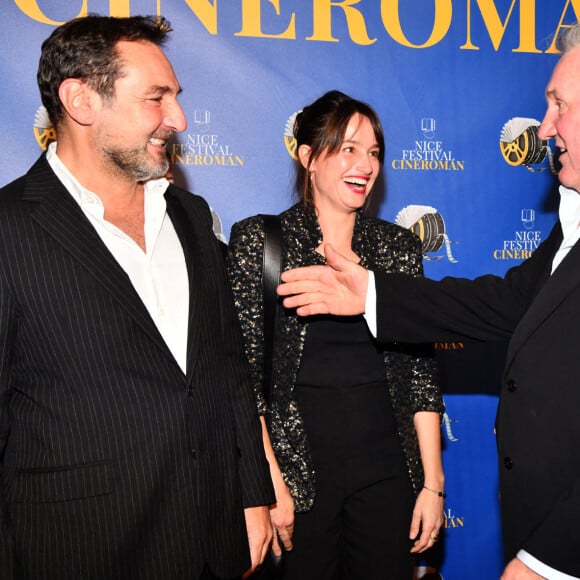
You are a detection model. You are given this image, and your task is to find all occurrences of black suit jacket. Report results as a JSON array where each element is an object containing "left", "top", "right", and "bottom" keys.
[
  {"left": 0, "top": 155, "right": 273, "bottom": 579},
  {"left": 373, "top": 223, "right": 580, "bottom": 576}
]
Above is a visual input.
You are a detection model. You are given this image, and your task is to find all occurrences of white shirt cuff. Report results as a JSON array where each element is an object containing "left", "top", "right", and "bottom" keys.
[
  {"left": 363, "top": 270, "right": 377, "bottom": 337},
  {"left": 517, "top": 550, "right": 579, "bottom": 579}
]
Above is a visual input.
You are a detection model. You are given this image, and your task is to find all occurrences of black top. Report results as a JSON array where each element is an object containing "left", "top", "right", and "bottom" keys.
[{"left": 295, "top": 316, "right": 404, "bottom": 482}]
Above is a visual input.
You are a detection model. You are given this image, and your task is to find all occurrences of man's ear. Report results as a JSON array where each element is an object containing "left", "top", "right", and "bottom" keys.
[
  {"left": 58, "top": 79, "right": 99, "bottom": 126},
  {"left": 297, "top": 144, "right": 312, "bottom": 170}
]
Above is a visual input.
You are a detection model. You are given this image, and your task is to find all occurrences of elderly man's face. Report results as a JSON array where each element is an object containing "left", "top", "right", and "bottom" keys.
[{"left": 539, "top": 46, "right": 580, "bottom": 193}]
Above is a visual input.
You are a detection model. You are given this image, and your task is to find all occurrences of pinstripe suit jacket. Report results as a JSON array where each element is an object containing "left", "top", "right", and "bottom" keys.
[{"left": 0, "top": 155, "right": 274, "bottom": 579}]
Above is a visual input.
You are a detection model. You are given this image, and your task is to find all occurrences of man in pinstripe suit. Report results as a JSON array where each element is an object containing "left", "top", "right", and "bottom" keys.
[{"left": 0, "top": 15, "right": 274, "bottom": 579}]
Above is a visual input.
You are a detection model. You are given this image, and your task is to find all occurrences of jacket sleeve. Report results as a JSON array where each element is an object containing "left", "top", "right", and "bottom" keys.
[
  {"left": 372, "top": 225, "right": 443, "bottom": 415},
  {"left": 226, "top": 216, "right": 268, "bottom": 415},
  {"left": 374, "top": 223, "right": 560, "bottom": 344},
  {"left": 522, "top": 477, "right": 580, "bottom": 576},
  {"left": 0, "top": 275, "right": 18, "bottom": 577},
  {"left": 189, "top": 197, "right": 274, "bottom": 509}
]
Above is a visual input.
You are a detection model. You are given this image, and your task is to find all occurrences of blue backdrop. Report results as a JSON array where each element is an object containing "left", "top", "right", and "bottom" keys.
[{"left": 1, "top": 1, "right": 575, "bottom": 578}]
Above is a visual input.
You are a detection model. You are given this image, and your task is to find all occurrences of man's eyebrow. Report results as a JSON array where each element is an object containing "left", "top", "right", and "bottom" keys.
[{"left": 145, "top": 85, "right": 183, "bottom": 96}]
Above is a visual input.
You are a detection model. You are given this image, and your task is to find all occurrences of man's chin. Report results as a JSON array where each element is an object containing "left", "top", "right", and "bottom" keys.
[
  {"left": 143, "top": 160, "right": 170, "bottom": 181},
  {"left": 558, "top": 169, "right": 580, "bottom": 193}
]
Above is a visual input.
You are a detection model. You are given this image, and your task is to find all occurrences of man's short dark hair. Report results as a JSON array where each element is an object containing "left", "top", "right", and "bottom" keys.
[{"left": 37, "top": 14, "right": 172, "bottom": 128}]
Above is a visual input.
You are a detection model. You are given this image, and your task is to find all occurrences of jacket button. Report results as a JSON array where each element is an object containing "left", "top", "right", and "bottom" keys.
[
  {"left": 190, "top": 448, "right": 197, "bottom": 459},
  {"left": 506, "top": 379, "right": 517, "bottom": 392},
  {"left": 503, "top": 457, "right": 513, "bottom": 469}
]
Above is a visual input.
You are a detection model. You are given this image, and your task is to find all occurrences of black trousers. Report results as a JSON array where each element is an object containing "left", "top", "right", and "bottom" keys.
[
  {"left": 283, "top": 468, "right": 415, "bottom": 580},
  {"left": 199, "top": 566, "right": 240, "bottom": 580}
]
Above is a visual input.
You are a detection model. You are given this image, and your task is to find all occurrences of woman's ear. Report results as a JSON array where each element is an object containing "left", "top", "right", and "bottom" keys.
[
  {"left": 297, "top": 144, "right": 312, "bottom": 170},
  {"left": 58, "top": 79, "right": 99, "bottom": 126}
]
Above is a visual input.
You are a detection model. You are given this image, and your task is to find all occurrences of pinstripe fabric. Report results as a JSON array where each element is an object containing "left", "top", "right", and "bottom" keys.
[{"left": 0, "top": 155, "right": 274, "bottom": 579}]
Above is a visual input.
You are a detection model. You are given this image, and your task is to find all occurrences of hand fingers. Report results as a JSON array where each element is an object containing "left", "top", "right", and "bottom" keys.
[
  {"left": 296, "top": 302, "right": 331, "bottom": 317},
  {"left": 271, "top": 529, "right": 282, "bottom": 557},
  {"left": 410, "top": 530, "right": 439, "bottom": 554},
  {"left": 322, "top": 244, "right": 342, "bottom": 268},
  {"left": 276, "top": 527, "right": 294, "bottom": 552},
  {"left": 408, "top": 510, "right": 422, "bottom": 542},
  {"left": 323, "top": 243, "right": 356, "bottom": 271},
  {"left": 280, "top": 291, "right": 330, "bottom": 315},
  {"left": 248, "top": 531, "right": 272, "bottom": 571},
  {"left": 279, "top": 266, "right": 326, "bottom": 285},
  {"left": 259, "top": 536, "right": 270, "bottom": 567},
  {"left": 277, "top": 277, "right": 326, "bottom": 300},
  {"left": 410, "top": 516, "right": 442, "bottom": 554}
]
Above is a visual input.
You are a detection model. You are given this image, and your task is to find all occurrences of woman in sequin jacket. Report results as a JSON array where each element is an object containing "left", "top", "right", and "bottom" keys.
[{"left": 227, "top": 91, "right": 444, "bottom": 580}]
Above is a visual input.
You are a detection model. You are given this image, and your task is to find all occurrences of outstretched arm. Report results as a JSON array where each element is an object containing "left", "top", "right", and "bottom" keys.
[{"left": 280, "top": 229, "right": 555, "bottom": 344}]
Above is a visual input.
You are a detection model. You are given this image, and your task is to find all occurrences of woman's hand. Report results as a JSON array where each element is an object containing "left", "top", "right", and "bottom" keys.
[
  {"left": 409, "top": 487, "right": 445, "bottom": 553},
  {"left": 258, "top": 416, "right": 295, "bottom": 555},
  {"left": 411, "top": 411, "right": 445, "bottom": 553},
  {"left": 269, "top": 479, "right": 295, "bottom": 555}
]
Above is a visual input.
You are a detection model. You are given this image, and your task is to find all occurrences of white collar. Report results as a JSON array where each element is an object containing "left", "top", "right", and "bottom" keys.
[{"left": 558, "top": 185, "right": 580, "bottom": 242}]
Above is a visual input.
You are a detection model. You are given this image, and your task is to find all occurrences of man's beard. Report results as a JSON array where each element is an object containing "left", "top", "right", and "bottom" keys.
[{"left": 103, "top": 144, "right": 169, "bottom": 182}]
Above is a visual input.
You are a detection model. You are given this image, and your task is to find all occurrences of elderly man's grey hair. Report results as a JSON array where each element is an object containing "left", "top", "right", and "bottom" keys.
[{"left": 558, "top": 24, "right": 580, "bottom": 54}]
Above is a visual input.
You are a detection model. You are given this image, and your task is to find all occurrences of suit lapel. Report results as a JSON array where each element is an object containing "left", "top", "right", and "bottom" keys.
[
  {"left": 164, "top": 187, "right": 202, "bottom": 380},
  {"left": 506, "top": 226, "right": 580, "bottom": 366},
  {"left": 24, "top": 155, "right": 172, "bottom": 358}
]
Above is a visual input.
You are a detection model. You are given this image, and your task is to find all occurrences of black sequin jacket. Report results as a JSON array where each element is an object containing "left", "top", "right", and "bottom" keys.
[{"left": 227, "top": 203, "right": 443, "bottom": 512}]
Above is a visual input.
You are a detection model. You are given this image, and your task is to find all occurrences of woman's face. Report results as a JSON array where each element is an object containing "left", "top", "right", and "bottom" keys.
[{"left": 301, "top": 113, "right": 381, "bottom": 215}]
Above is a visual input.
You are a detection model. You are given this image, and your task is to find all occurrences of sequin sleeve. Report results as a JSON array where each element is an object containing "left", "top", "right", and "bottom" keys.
[
  {"left": 226, "top": 215, "right": 268, "bottom": 414},
  {"left": 360, "top": 220, "right": 443, "bottom": 416},
  {"left": 398, "top": 231, "right": 443, "bottom": 416}
]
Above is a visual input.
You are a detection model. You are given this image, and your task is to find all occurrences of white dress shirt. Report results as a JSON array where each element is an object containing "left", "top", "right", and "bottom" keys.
[
  {"left": 46, "top": 143, "right": 189, "bottom": 374},
  {"left": 551, "top": 185, "right": 580, "bottom": 274}
]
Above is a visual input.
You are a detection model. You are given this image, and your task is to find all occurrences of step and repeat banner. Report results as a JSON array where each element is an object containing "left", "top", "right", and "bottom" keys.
[{"left": 1, "top": 1, "right": 575, "bottom": 578}]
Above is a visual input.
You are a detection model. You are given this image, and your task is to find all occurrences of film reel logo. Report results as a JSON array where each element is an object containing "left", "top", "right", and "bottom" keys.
[
  {"left": 499, "top": 117, "right": 555, "bottom": 173},
  {"left": 284, "top": 110, "right": 300, "bottom": 160},
  {"left": 33, "top": 106, "right": 56, "bottom": 151},
  {"left": 395, "top": 205, "right": 457, "bottom": 263}
]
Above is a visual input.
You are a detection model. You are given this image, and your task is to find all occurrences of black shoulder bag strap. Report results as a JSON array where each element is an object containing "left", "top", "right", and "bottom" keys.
[
  {"left": 258, "top": 214, "right": 286, "bottom": 577},
  {"left": 260, "top": 214, "right": 282, "bottom": 405}
]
